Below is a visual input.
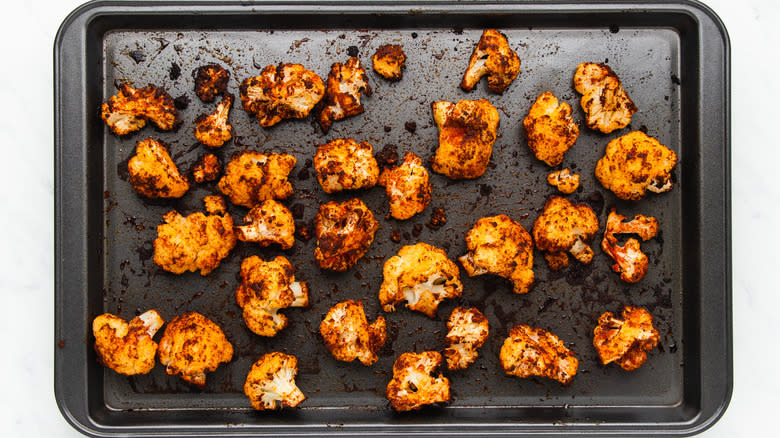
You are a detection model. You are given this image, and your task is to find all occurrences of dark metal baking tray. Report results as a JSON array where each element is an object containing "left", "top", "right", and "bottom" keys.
[{"left": 54, "top": 1, "right": 731, "bottom": 436}]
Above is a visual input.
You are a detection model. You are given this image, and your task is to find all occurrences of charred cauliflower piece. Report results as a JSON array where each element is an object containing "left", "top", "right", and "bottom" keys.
[
  {"left": 460, "top": 29, "right": 521, "bottom": 94},
  {"left": 218, "top": 151, "right": 296, "bottom": 207},
  {"left": 101, "top": 83, "right": 177, "bottom": 135},
  {"left": 443, "top": 307, "right": 489, "bottom": 371},
  {"left": 240, "top": 63, "right": 325, "bottom": 127},
  {"left": 193, "top": 153, "right": 220, "bottom": 183},
  {"left": 319, "top": 300, "right": 387, "bottom": 366},
  {"left": 153, "top": 197, "right": 236, "bottom": 275},
  {"left": 234, "top": 200, "right": 295, "bottom": 249},
  {"left": 533, "top": 196, "right": 599, "bottom": 271},
  {"left": 459, "top": 215, "right": 534, "bottom": 294},
  {"left": 379, "top": 242, "right": 462, "bottom": 318},
  {"left": 195, "top": 93, "right": 233, "bottom": 147},
  {"left": 431, "top": 99, "right": 500, "bottom": 180},
  {"left": 92, "top": 310, "right": 164, "bottom": 375},
  {"left": 318, "top": 57, "right": 372, "bottom": 133},
  {"left": 595, "top": 131, "right": 678, "bottom": 201},
  {"left": 372, "top": 44, "right": 406, "bottom": 80},
  {"left": 127, "top": 138, "right": 189, "bottom": 198},
  {"left": 386, "top": 351, "right": 451, "bottom": 412},
  {"left": 157, "top": 312, "right": 233, "bottom": 386},
  {"left": 523, "top": 92, "right": 579, "bottom": 166},
  {"left": 314, "top": 198, "right": 379, "bottom": 271},
  {"left": 313, "top": 138, "right": 380, "bottom": 193},
  {"left": 236, "top": 255, "right": 309, "bottom": 337},
  {"left": 593, "top": 306, "right": 660, "bottom": 371},
  {"left": 194, "top": 64, "right": 230, "bottom": 102},
  {"left": 574, "top": 62, "right": 637, "bottom": 133},
  {"left": 547, "top": 168, "right": 580, "bottom": 194},
  {"left": 602, "top": 208, "right": 659, "bottom": 283},
  {"left": 500, "top": 324, "right": 579, "bottom": 385},
  {"left": 244, "top": 352, "right": 306, "bottom": 410},
  {"left": 203, "top": 195, "right": 227, "bottom": 215},
  {"left": 378, "top": 152, "right": 432, "bottom": 220}
]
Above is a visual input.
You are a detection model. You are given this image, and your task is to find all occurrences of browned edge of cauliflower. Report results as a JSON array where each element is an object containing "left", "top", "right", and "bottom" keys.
[
  {"left": 195, "top": 93, "right": 233, "bottom": 147},
  {"left": 127, "top": 138, "right": 190, "bottom": 199},
  {"left": 593, "top": 306, "right": 660, "bottom": 371},
  {"left": 240, "top": 63, "right": 325, "bottom": 127},
  {"left": 101, "top": 83, "right": 177, "bottom": 135},
  {"left": 313, "top": 138, "right": 380, "bottom": 194},
  {"left": 318, "top": 57, "right": 372, "bottom": 133},
  {"left": 218, "top": 151, "right": 296, "bottom": 208},
  {"left": 193, "top": 153, "right": 221, "bottom": 183},
  {"left": 193, "top": 64, "right": 230, "bottom": 102},
  {"left": 460, "top": 29, "right": 521, "bottom": 94},
  {"left": 431, "top": 99, "right": 500, "bottom": 180},
  {"left": 314, "top": 198, "right": 379, "bottom": 272},
  {"left": 532, "top": 196, "right": 599, "bottom": 271},
  {"left": 378, "top": 152, "right": 432, "bottom": 220},
  {"left": 523, "top": 91, "right": 580, "bottom": 167},
  {"left": 372, "top": 44, "right": 406, "bottom": 80},
  {"left": 499, "top": 323, "right": 579, "bottom": 385},
  {"left": 601, "top": 208, "right": 659, "bottom": 283},
  {"left": 319, "top": 300, "right": 387, "bottom": 366},
  {"left": 386, "top": 351, "right": 451, "bottom": 412}
]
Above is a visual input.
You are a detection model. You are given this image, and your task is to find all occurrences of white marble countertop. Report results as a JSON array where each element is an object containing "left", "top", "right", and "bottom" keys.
[{"left": 0, "top": 0, "right": 775, "bottom": 436}]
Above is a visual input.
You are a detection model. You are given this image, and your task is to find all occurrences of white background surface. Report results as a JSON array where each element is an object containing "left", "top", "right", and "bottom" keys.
[{"left": 0, "top": 0, "right": 775, "bottom": 436}]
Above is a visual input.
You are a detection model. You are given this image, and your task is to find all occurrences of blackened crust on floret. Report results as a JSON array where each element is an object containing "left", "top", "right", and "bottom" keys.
[{"left": 194, "top": 64, "right": 230, "bottom": 102}]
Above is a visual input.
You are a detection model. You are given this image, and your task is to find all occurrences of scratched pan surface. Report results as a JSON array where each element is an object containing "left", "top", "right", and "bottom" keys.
[{"left": 54, "top": 1, "right": 731, "bottom": 436}]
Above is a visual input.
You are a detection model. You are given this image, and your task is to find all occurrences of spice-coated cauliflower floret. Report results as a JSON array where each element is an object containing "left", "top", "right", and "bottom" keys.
[
  {"left": 234, "top": 200, "right": 295, "bottom": 249},
  {"left": 314, "top": 138, "right": 380, "bottom": 193},
  {"left": 523, "top": 91, "right": 579, "bottom": 166},
  {"left": 574, "top": 62, "right": 637, "bottom": 133},
  {"left": 236, "top": 255, "right": 309, "bottom": 337},
  {"left": 194, "top": 93, "right": 233, "bottom": 147},
  {"left": 460, "top": 29, "right": 521, "bottom": 94},
  {"left": 533, "top": 196, "right": 599, "bottom": 271},
  {"left": 547, "top": 168, "right": 580, "bottom": 194},
  {"left": 372, "top": 44, "right": 406, "bottom": 80},
  {"left": 127, "top": 138, "right": 189, "bottom": 198},
  {"left": 386, "top": 351, "right": 451, "bottom": 412},
  {"left": 244, "top": 352, "right": 306, "bottom": 410},
  {"left": 378, "top": 152, "right": 432, "bottom": 220},
  {"left": 314, "top": 198, "right": 379, "bottom": 272},
  {"left": 240, "top": 63, "right": 325, "bottom": 127},
  {"left": 602, "top": 208, "right": 659, "bottom": 283},
  {"left": 595, "top": 131, "right": 678, "bottom": 201},
  {"left": 443, "top": 307, "right": 489, "bottom": 371},
  {"left": 319, "top": 300, "right": 387, "bottom": 366},
  {"left": 92, "top": 310, "right": 164, "bottom": 376},
  {"left": 218, "top": 151, "right": 296, "bottom": 208},
  {"left": 101, "top": 83, "right": 177, "bottom": 135},
  {"left": 193, "top": 64, "right": 230, "bottom": 102},
  {"left": 500, "top": 324, "right": 579, "bottom": 385},
  {"left": 318, "top": 57, "right": 372, "bottom": 133},
  {"left": 157, "top": 312, "right": 233, "bottom": 386},
  {"left": 431, "top": 99, "right": 500, "bottom": 180},
  {"left": 192, "top": 153, "right": 220, "bottom": 183},
  {"left": 203, "top": 195, "right": 227, "bottom": 215},
  {"left": 593, "top": 306, "right": 660, "bottom": 371},
  {"left": 459, "top": 215, "right": 534, "bottom": 294},
  {"left": 379, "top": 242, "right": 462, "bottom": 318}
]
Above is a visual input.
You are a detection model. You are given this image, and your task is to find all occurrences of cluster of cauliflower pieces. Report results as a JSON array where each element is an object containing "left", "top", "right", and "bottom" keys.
[{"left": 94, "top": 27, "right": 678, "bottom": 412}]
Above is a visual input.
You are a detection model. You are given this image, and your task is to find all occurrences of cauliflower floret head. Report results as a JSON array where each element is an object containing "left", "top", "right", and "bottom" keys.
[
  {"left": 218, "top": 151, "right": 296, "bottom": 208},
  {"left": 372, "top": 44, "right": 406, "bottom": 80},
  {"left": 127, "top": 138, "right": 189, "bottom": 199},
  {"left": 500, "top": 323, "right": 579, "bottom": 385},
  {"left": 192, "top": 153, "right": 221, "bottom": 183},
  {"left": 546, "top": 168, "right": 580, "bottom": 194},
  {"left": 460, "top": 29, "right": 521, "bottom": 94},
  {"left": 203, "top": 195, "right": 227, "bottom": 215},
  {"left": 318, "top": 57, "right": 372, "bottom": 133},
  {"left": 244, "top": 352, "right": 306, "bottom": 410},
  {"left": 574, "top": 62, "right": 637, "bottom": 133},
  {"left": 195, "top": 93, "right": 233, "bottom": 148},
  {"left": 378, "top": 152, "right": 432, "bottom": 220},
  {"left": 314, "top": 138, "right": 380, "bottom": 193},
  {"left": 92, "top": 310, "right": 164, "bottom": 375},
  {"left": 523, "top": 91, "right": 580, "bottom": 167},
  {"left": 379, "top": 242, "right": 462, "bottom": 318},
  {"left": 193, "top": 64, "right": 230, "bottom": 102},
  {"left": 240, "top": 63, "right": 325, "bottom": 127},
  {"left": 314, "top": 198, "right": 379, "bottom": 272},
  {"left": 319, "top": 300, "right": 387, "bottom": 366},
  {"left": 601, "top": 208, "right": 659, "bottom": 283},
  {"left": 431, "top": 99, "right": 500, "bottom": 180},
  {"left": 532, "top": 196, "right": 599, "bottom": 271},
  {"left": 101, "top": 83, "right": 177, "bottom": 135},
  {"left": 593, "top": 306, "right": 660, "bottom": 371},
  {"left": 443, "top": 307, "right": 489, "bottom": 371},
  {"left": 386, "top": 351, "right": 451, "bottom": 412},
  {"left": 234, "top": 200, "right": 295, "bottom": 250}
]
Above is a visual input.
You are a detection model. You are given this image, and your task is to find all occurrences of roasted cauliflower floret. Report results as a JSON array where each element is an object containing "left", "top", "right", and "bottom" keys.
[
  {"left": 386, "top": 351, "right": 451, "bottom": 412},
  {"left": 523, "top": 92, "right": 579, "bottom": 166},
  {"left": 372, "top": 44, "right": 406, "bottom": 80},
  {"left": 431, "top": 99, "right": 500, "bottom": 180},
  {"left": 443, "top": 307, "right": 489, "bottom": 371},
  {"left": 92, "top": 310, "right": 164, "bottom": 376},
  {"left": 236, "top": 255, "right": 309, "bottom": 337},
  {"left": 313, "top": 138, "right": 380, "bottom": 193},
  {"left": 127, "top": 138, "right": 189, "bottom": 198},
  {"left": 157, "top": 312, "right": 233, "bottom": 386},
  {"left": 244, "top": 352, "right": 306, "bottom": 410},
  {"left": 319, "top": 300, "right": 387, "bottom": 366},
  {"left": 203, "top": 195, "right": 227, "bottom": 215},
  {"left": 314, "top": 198, "right": 379, "bottom": 272},
  {"left": 153, "top": 197, "right": 236, "bottom": 275},
  {"left": 379, "top": 242, "right": 462, "bottom": 318},
  {"left": 101, "top": 83, "right": 177, "bottom": 135},
  {"left": 460, "top": 29, "right": 521, "bottom": 94},
  {"left": 500, "top": 324, "right": 579, "bottom": 385},
  {"left": 378, "top": 152, "right": 432, "bottom": 220},
  {"left": 533, "top": 196, "right": 599, "bottom": 271},
  {"left": 593, "top": 306, "right": 660, "bottom": 371},
  {"left": 459, "top": 215, "right": 534, "bottom": 294},
  {"left": 193, "top": 64, "right": 230, "bottom": 102},
  {"left": 595, "top": 131, "right": 678, "bottom": 201},
  {"left": 194, "top": 93, "right": 233, "bottom": 147},
  {"left": 192, "top": 153, "right": 220, "bottom": 183},
  {"left": 318, "top": 57, "right": 372, "bottom": 133},
  {"left": 547, "top": 168, "right": 580, "bottom": 194},
  {"left": 218, "top": 151, "right": 296, "bottom": 207},
  {"left": 574, "top": 62, "right": 637, "bottom": 133},
  {"left": 234, "top": 200, "right": 295, "bottom": 249},
  {"left": 602, "top": 208, "right": 659, "bottom": 283},
  {"left": 240, "top": 63, "right": 325, "bottom": 127}
]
